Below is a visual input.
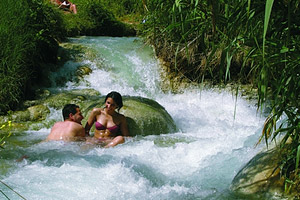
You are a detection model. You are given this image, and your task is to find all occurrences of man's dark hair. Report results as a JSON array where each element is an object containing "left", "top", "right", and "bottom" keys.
[{"left": 62, "top": 104, "right": 79, "bottom": 120}]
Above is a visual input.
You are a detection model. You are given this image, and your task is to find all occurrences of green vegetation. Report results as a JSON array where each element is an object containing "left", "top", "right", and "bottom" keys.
[
  {"left": 0, "top": 121, "right": 12, "bottom": 149},
  {"left": 58, "top": 0, "right": 136, "bottom": 36},
  {"left": 90, "top": 0, "right": 144, "bottom": 23},
  {"left": 1, "top": 0, "right": 300, "bottom": 194},
  {"left": 0, "top": 0, "right": 136, "bottom": 114},
  {"left": 139, "top": 0, "right": 300, "bottom": 192},
  {"left": 0, "top": 0, "right": 64, "bottom": 113}
]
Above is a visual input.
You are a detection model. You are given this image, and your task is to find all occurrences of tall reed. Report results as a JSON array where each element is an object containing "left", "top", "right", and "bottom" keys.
[{"left": 140, "top": 0, "right": 300, "bottom": 189}]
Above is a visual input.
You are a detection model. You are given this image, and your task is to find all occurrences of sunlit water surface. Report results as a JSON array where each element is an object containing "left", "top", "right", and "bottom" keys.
[{"left": 1, "top": 37, "right": 269, "bottom": 200}]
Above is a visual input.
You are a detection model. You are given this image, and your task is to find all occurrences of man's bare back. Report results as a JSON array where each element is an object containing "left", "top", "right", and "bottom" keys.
[
  {"left": 46, "top": 104, "right": 85, "bottom": 142},
  {"left": 47, "top": 121, "right": 85, "bottom": 141}
]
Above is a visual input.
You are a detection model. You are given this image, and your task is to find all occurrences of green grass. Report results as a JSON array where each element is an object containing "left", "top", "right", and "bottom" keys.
[{"left": 55, "top": 0, "right": 137, "bottom": 36}]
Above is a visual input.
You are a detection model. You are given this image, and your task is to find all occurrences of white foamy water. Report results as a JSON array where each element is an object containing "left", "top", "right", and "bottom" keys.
[{"left": 0, "top": 37, "right": 268, "bottom": 200}]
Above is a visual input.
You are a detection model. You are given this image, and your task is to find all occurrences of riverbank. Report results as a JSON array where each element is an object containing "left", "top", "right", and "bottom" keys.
[
  {"left": 0, "top": 0, "right": 137, "bottom": 114},
  {"left": 139, "top": 2, "right": 300, "bottom": 194}
]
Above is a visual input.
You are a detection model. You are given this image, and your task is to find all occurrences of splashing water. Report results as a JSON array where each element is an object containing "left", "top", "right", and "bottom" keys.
[{"left": 0, "top": 37, "right": 268, "bottom": 200}]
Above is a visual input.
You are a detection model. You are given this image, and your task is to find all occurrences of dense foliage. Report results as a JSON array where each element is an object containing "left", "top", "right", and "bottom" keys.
[
  {"left": 0, "top": 0, "right": 136, "bottom": 114},
  {"left": 1, "top": 0, "right": 300, "bottom": 193},
  {"left": 0, "top": 0, "right": 64, "bottom": 114},
  {"left": 139, "top": 0, "right": 300, "bottom": 192}
]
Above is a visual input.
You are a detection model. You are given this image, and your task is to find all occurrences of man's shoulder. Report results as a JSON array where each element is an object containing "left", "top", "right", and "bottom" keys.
[
  {"left": 54, "top": 121, "right": 82, "bottom": 129},
  {"left": 51, "top": 121, "right": 65, "bottom": 128},
  {"left": 69, "top": 121, "right": 84, "bottom": 131}
]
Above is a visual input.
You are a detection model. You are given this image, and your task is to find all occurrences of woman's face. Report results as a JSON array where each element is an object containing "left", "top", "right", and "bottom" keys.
[{"left": 105, "top": 97, "right": 118, "bottom": 112}]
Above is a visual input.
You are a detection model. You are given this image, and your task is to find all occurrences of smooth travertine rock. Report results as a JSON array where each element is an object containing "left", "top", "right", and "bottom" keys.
[
  {"left": 81, "top": 95, "right": 178, "bottom": 136},
  {"left": 231, "top": 147, "right": 285, "bottom": 197}
]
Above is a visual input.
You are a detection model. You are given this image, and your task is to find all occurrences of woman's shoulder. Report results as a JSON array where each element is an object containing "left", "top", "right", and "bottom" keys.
[{"left": 92, "top": 107, "right": 103, "bottom": 113}]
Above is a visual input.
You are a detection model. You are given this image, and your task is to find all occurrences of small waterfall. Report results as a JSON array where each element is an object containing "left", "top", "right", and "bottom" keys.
[{"left": 0, "top": 36, "right": 268, "bottom": 200}]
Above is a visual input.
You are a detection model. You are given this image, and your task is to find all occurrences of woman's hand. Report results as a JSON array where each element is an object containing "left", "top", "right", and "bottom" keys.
[{"left": 84, "top": 108, "right": 101, "bottom": 136}]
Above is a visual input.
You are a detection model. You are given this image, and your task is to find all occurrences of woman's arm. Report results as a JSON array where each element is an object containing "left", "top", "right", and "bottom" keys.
[
  {"left": 120, "top": 115, "right": 129, "bottom": 137},
  {"left": 84, "top": 108, "right": 100, "bottom": 136}
]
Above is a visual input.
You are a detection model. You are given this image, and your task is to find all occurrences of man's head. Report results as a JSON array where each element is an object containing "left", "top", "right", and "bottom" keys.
[{"left": 62, "top": 104, "right": 83, "bottom": 124}]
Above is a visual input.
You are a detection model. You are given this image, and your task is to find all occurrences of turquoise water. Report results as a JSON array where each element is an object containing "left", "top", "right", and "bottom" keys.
[{"left": 0, "top": 37, "right": 269, "bottom": 199}]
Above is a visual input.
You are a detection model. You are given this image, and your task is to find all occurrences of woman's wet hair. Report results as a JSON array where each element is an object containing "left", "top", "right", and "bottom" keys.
[
  {"left": 105, "top": 91, "right": 123, "bottom": 112},
  {"left": 62, "top": 104, "right": 79, "bottom": 120}
]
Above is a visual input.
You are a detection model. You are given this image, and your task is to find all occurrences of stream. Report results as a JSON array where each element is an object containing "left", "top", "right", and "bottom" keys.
[{"left": 0, "top": 36, "right": 269, "bottom": 200}]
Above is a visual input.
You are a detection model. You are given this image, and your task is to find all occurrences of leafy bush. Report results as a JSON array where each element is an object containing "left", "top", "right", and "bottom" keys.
[
  {"left": 140, "top": 0, "right": 300, "bottom": 190},
  {"left": 97, "top": 0, "right": 145, "bottom": 22},
  {"left": 0, "top": 0, "right": 139, "bottom": 114},
  {"left": 0, "top": 0, "right": 64, "bottom": 113}
]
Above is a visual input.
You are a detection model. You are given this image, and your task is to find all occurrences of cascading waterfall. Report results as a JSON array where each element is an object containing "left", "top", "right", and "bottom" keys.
[{"left": 0, "top": 36, "right": 269, "bottom": 200}]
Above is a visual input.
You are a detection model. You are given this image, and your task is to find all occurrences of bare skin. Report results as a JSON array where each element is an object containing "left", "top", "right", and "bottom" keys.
[
  {"left": 16, "top": 106, "right": 85, "bottom": 162},
  {"left": 53, "top": 0, "right": 77, "bottom": 14},
  {"left": 46, "top": 108, "right": 85, "bottom": 141},
  {"left": 85, "top": 97, "right": 129, "bottom": 148}
]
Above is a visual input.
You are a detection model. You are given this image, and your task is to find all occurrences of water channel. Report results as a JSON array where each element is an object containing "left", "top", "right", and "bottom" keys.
[{"left": 0, "top": 36, "right": 269, "bottom": 199}]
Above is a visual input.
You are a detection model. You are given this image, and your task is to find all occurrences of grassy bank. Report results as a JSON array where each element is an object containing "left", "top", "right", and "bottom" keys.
[
  {"left": 0, "top": 0, "right": 137, "bottom": 114},
  {"left": 57, "top": 0, "right": 137, "bottom": 36},
  {"left": 0, "top": 0, "right": 64, "bottom": 114}
]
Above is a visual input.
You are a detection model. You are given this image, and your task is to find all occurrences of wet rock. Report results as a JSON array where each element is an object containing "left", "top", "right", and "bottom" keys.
[
  {"left": 10, "top": 110, "right": 31, "bottom": 122},
  {"left": 72, "top": 89, "right": 101, "bottom": 97},
  {"left": 76, "top": 65, "right": 92, "bottom": 77},
  {"left": 27, "top": 105, "right": 50, "bottom": 121},
  {"left": 0, "top": 115, "right": 8, "bottom": 124},
  {"left": 81, "top": 95, "right": 178, "bottom": 136},
  {"left": 122, "top": 96, "right": 178, "bottom": 136},
  {"left": 36, "top": 89, "right": 51, "bottom": 99},
  {"left": 1, "top": 89, "right": 177, "bottom": 136},
  {"left": 5, "top": 105, "right": 50, "bottom": 123},
  {"left": 43, "top": 89, "right": 99, "bottom": 109},
  {"left": 231, "top": 147, "right": 286, "bottom": 198}
]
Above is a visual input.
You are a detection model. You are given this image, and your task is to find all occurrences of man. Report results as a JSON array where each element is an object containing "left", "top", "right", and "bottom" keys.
[{"left": 46, "top": 104, "right": 85, "bottom": 141}]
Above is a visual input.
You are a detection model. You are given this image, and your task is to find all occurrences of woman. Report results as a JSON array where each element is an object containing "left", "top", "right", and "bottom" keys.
[
  {"left": 85, "top": 91, "right": 129, "bottom": 147},
  {"left": 54, "top": 0, "right": 77, "bottom": 14}
]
